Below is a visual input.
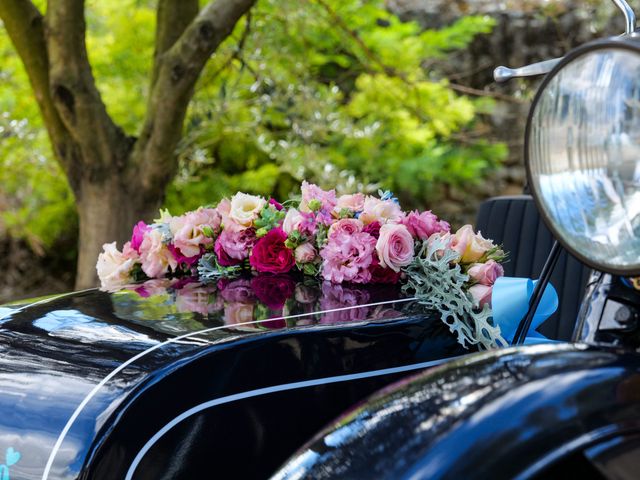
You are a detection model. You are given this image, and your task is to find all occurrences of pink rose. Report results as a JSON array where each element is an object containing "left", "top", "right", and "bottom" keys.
[
  {"left": 401, "top": 210, "right": 450, "bottom": 240},
  {"left": 282, "top": 208, "right": 304, "bottom": 235},
  {"left": 320, "top": 231, "right": 376, "bottom": 284},
  {"left": 300, "top": 181, "right": 337, "bottom": 213},
  {"left": 359, "top": 196, "right": 404, "bottom": 225},
  {"left": 468, "top": 260, "right": 504, "bottom": 286},
  {"left": 328, "top": 218, "right": 363, "bottom": 239},
  {"left": 294, "top": 243, "right": 317, "bottom": 264},
  {"left": 375, "top": 224, "right": 414, "bottom": 272},
  {"left": 131, "top": 221, "right": 151, "bottom": 253},
  {"left": 451, "top": 225, "right": 495, "bottom": 263},
  {"left": 169, "top": 208, "right": 220, "bottom": 258},
  {"left": 469, "top": 284, "right": 493, "bottom": 308},
  {"left": 214, "top": 228, "right": 256, "bottom": 266},
  {"left": 335, "top": 193, "right": 365, "bottom": 214},
  {"left": 139, "top": 229, "right": 178, "bottom": 278},
  {"left": 249, "top": 228, "right": 295, "bottom": 274}
]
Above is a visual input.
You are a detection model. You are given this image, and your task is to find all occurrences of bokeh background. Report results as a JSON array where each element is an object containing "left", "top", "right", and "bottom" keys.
[{"left": 0, "top": 0, "right": 624, "bottom": 301}]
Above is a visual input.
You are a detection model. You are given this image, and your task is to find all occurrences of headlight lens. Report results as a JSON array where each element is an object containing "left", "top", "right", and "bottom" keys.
[{"left": 527, "top": 45, "right": 640, "bottom": 275}]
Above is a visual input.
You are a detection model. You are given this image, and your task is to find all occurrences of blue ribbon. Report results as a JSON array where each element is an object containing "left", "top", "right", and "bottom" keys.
[{"left": 492, "top": 277, "right": 559, "bottom": 345}]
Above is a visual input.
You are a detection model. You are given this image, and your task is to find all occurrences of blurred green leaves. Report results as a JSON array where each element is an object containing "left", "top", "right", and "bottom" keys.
[{"left": 0, "top": 0, "right": 506, "bottom": 250}]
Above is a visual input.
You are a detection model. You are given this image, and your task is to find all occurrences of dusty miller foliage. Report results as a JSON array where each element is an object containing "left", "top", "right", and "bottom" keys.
[
  {"left": 402, "top": 236, "right": 506, "bottom": 350},
  {"left": 197, "top": 253, "right": 241, "bottom": 282}
]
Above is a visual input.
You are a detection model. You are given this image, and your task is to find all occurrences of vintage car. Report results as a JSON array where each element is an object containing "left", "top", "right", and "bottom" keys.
[{"left": 2, "top": 3, "right": 640, "bottom": 480}]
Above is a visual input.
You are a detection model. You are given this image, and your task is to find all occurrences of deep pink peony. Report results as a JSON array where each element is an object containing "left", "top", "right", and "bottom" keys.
[
  {"left": 131, "top": 221, "right": 151, "bottom": 253},
  {"left": 401, "top": 210, "right": 450, "bottom": 240},
  {"left": 249, "top": 228, "right": 295, "bottom": 274},
  {"left": 251, "top": 274, "right": 296, "bottom": 310},
  {"left": 320, "top": 231, "right": 376, "bottom": 284},
  {"left": 214, "top": 228, "right": 256, "bottom": 266}
]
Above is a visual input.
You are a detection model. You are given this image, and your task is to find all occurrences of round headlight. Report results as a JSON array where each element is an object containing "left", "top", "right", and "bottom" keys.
[{"left": 526, "top": 38, "right": 640, "bottom": 275}]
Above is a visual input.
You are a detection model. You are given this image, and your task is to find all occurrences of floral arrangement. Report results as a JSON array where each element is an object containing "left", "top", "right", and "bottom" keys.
[{"left": 98, "top": 182, "right": 507, "bottom": 347}]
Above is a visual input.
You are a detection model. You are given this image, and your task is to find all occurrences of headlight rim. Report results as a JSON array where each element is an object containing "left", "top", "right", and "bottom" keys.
[{"left": 524, "top": 35, "right": 640, "bottom": 276}]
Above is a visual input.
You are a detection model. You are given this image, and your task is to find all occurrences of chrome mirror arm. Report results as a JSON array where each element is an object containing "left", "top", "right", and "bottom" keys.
[
  {"left": 493, "top": 0, "right": 637, "bottom": 83},
  {"left": 613, "top": 0, "right": 636, "bottom": 35},
  {"left": 493, "top": 57, "right": 562, "bottom": 83}
]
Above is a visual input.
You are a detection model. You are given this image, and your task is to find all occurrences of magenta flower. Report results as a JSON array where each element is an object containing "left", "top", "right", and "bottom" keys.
[
  {"left": 249, "top": 228, "right": 295, "bottom": 274},
  {"left": 401, "top": 210, "right": 450, "bottom": 240},
  {"left": 131, "top": 221, "right": 151, "bottom": 253}
]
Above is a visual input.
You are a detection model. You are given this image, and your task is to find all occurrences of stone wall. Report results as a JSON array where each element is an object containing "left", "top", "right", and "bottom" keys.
[{"left": 389, "top": 0, "right": 622, "bottom": 224}]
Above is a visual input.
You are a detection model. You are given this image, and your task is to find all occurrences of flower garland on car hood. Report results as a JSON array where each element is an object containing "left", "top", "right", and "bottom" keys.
[{"left": 97, "top": 182, "right": 509, "bottom": 348}]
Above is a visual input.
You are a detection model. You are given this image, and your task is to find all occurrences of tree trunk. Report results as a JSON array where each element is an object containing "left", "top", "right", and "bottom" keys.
[{"left": 75, "top": 177, "right": 163, "bottom": 289}]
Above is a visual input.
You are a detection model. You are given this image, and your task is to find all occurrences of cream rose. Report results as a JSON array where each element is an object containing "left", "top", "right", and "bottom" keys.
[
  {"left": 359, "top": 196, "right": 404, "bottom": 225},
  {"left": 451, "top": 225, "right": 495, "bottom": 264},
  {"left": 335, "top": 193, "right": 365, "bottom": 214},
  {"left": 229, "top": 192, "right": 266, "bottom": 227},
  {"left": 375, "top": 223, "right": 414, "bottom": 272},
  {"left": 96, "top": 242, "right": 136, "bottom": 291}
]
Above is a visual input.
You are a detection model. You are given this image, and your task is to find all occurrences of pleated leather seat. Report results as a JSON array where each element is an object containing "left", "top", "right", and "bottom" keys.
[{"left": 475, "top": 195, "right": 591, "bottom": 341}]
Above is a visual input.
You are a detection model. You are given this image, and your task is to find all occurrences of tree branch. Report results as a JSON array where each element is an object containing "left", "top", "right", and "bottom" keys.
[
  {"left": 0, "top": 0, "right": 78, "bottom": 178},
  {"left": 151, "top": 0, "right": 199, "bottom": 88},
  {"left": 133, "top": 0, "right": 257, "bottom": 192},
  {"left": 46, "top": 0, "right": 130, "bottom": 179}
]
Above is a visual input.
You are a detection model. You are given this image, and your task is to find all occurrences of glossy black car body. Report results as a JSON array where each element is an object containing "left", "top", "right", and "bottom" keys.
[
  {"left": 2, "top": 270, "right": 640, "bottom": 479},
  {"left": 0, "top": 285, "right": 472, "bottom": 479}
]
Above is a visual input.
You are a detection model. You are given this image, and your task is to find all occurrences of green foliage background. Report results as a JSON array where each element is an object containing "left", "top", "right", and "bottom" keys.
[{"left": 0, "top": 0, "right": 506, "bottom": 257}]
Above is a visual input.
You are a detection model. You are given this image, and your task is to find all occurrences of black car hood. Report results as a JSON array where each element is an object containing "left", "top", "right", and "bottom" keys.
[{"left": 0, "top": 285, "right": 473, "bottom": 479}]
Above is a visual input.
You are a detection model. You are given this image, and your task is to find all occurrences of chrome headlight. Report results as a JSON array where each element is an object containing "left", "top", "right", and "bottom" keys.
[{"left": 526, "top": 38, "right": 640, "bottom": 275}]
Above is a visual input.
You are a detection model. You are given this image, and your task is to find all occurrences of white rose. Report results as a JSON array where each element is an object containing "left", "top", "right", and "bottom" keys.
[
  {"left": 96, "top": 242, "right": 135, "bottom": 291},
  {"left": 229, "top": 192, "right": 266, "bottom": 227}
]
